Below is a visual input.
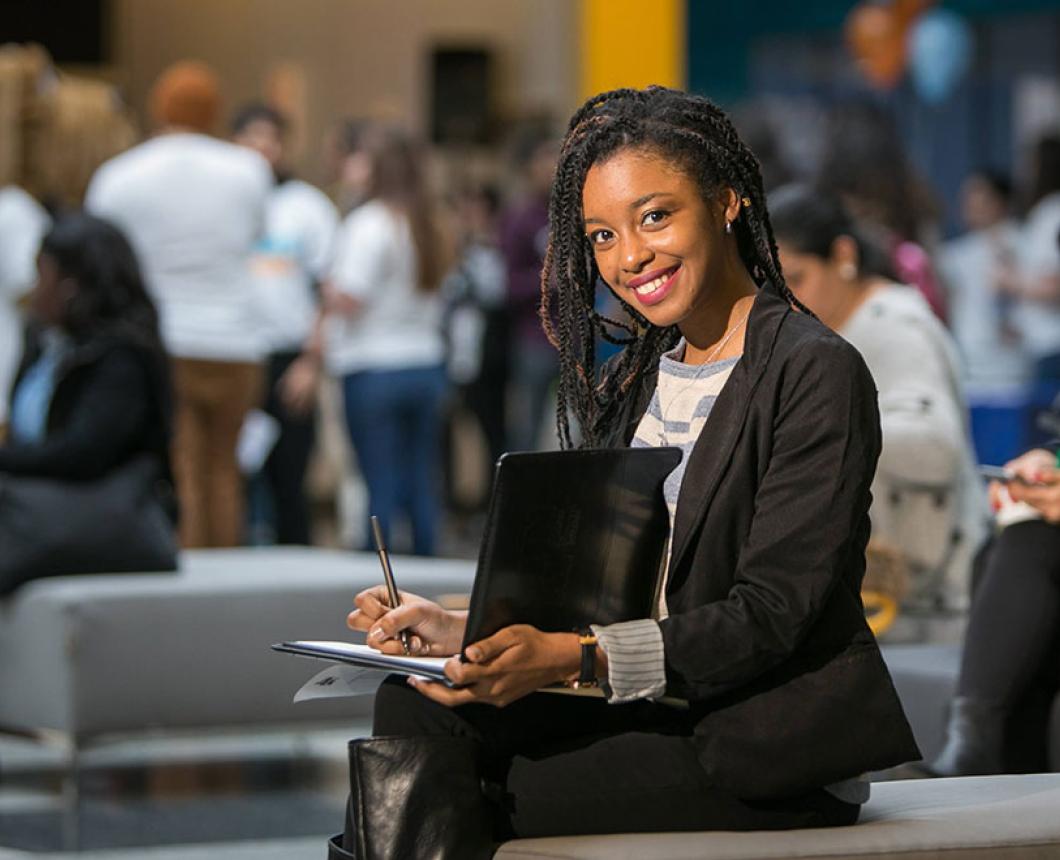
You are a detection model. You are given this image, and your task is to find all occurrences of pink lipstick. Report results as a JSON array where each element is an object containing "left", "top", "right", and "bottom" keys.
[{"left": 626, "top": 264, "right": 680, "bottom": 307}]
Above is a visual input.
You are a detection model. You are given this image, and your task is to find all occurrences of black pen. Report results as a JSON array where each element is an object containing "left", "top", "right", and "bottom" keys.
[{"left": 370, "top": 515, "right": 411, "bottom": 655}]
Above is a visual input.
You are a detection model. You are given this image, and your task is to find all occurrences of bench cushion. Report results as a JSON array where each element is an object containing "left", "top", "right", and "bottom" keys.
[
  {"left": 0, "top": 547, "right": 475, "bottom": 738},
  {"left": 496, "top": 774, "right": 1060, "bottom": 859}
]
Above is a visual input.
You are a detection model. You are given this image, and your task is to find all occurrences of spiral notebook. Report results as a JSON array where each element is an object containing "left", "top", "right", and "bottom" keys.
[{"left": 274, "top": 446, "right": 681, "bottom": 685}]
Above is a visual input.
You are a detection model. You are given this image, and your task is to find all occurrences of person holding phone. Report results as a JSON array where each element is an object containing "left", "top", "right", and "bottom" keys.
[
  {"left": 326, "top": 87, "right": 919, "bottom": 860},
  {"left": 929, "top": 438, "right": 1060, "bottom": 776}
]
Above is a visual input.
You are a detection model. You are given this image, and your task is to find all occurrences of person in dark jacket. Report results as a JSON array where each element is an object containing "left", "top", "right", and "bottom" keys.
[
  {"left": 1, "top": 213, "right": 173, "bottom": 504},
  {"left": 330, "top": 87, "right": 919, "bottom": 860},
  {"left": 929, "top": 425, "right": 1060, "bottom": 776}
]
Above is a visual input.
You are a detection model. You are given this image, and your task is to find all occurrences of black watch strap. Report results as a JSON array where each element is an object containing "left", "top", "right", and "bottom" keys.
[{"left": 573, "top": 628, "right": 598, "bottom": 689}]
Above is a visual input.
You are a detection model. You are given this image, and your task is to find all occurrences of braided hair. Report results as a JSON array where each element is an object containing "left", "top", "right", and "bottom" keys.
[{"left": 541, "top": 86, "right": 808, "bottom": 449}]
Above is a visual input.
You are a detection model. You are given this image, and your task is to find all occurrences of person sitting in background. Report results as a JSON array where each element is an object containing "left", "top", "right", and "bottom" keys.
[
  {"left": 86, "top": 61, "right": 272, "bottom": 548},
  {"left": 929, "top": 434, "right": 1060, "bottom": 776},
  {"left": 771, "top": 185, "right": 988, "bottom": 612},
  {"left": 324, "top": 125, "right": 451, "bottom": 556},
  {"left": 939, "top": 169, "right": 1028, "bottom": 390},
  {"left": 0, "top": 186, "right": 50, "bottom": 440},
  {"left": 232, "top": 102, "right": 339, "bottom": 545},
  {"left": 0, "top": 214, "right": 175, "bottom": 592}
]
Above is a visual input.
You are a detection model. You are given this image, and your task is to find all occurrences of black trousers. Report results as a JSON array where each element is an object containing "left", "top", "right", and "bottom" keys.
[
  {"left": 261, "top": 351, "right": 316, "bottom": 545},
  {"left": 960, "top": 519, "right": 1060, "bottom": 769},
  {"left": 366, "top": 675, "right": 859, "bottom": 840}
]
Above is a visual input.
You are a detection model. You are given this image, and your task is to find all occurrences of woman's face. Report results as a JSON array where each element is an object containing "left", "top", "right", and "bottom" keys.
[
  {"left": 581, "top": 147, "right": 732, "bottom": 330},
  {"left": 775, "top": 241, "right": 851, "bottom": 331},
  {"left": 32, "top": 252, "right": 72, "bottom": 328}
]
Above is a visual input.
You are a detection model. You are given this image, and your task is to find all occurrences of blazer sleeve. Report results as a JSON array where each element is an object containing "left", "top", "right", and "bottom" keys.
[
  {"left": 658, "top": 336, "right": 881, "bottom": 700},
  {"left": 0, "top": 349, "right": 153, "bottom": 481}
]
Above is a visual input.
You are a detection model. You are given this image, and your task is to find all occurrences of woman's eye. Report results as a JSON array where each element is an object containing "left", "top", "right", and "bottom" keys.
[
  {"left": 642, "top": 209, "right": 669, "bottom": 226},
  {"left": 588, "top": 229, "right": 614, "bottom": 246}
]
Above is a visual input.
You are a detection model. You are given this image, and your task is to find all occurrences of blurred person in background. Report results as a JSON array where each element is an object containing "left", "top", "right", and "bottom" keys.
[
  {"left": 324, "top": 118, "right": 372, "bottom": 216},
  {"left": 939, "top": 169, "right": 1028, "bottom": 390},
  {"left": 929, "top": 431, "right": 1060, "bottom": 777},
  {"left": 442, "top": 182, "right": 509, "bottom": 506},
  {"left": 233, "top": 102, "right": 339, "bottom": 545},
  {"left": 324, "top": 125, "right": 451, "bottom": 555},
  {"left": 0, "top": 185, "right": 50, "bottom": 438},
  {"left": 817, "top": 101, "right": 947, "bottom": 322},
  {"left": 501, "top": 130, "right": 560, "bottom": 451},
  {"left": 0, "top": 214, "right": 175, "bottom": 591},
  {"left": 771, "top": 185, "right": 988, "bottom": 611},
  {"left": 86, "top": 60, "right": 272, "bottom": 548},
  {"left": 1007, "top": 135, "right": 1060, "bottom": 408}
]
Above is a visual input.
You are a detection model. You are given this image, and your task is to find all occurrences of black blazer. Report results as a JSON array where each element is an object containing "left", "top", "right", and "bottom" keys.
[
  {"left": 0, "top": 329, "right": 174, "bottom": 490},
  {"left": 603, "top": 283, "right": 920, "bottom": 798}
]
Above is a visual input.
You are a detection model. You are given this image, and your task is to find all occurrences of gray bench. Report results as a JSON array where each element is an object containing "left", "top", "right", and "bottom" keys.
[
  {"left": 497, "top": 773, "right": 1060, "bottom": 859},
  {"left": 0, "top": 547, "right": 475, "bottom": 847}
]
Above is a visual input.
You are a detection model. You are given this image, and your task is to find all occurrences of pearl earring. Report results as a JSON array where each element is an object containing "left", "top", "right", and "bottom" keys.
[{"left": 725, "top": 220, "right": 733, "bottom": 234}]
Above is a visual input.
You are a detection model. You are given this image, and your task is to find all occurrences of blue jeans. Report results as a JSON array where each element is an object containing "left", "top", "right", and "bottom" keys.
[{"left": 342, "top": 365, "right": 447, "bottom": 556}]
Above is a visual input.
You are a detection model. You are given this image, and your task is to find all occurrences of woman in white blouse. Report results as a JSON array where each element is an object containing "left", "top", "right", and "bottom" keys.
[{"left": 324, "top": 126, "right": 450, "bottom": 555}]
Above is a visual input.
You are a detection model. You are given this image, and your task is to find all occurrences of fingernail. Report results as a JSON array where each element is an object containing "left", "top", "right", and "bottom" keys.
[
  {"left": 467, "top": 647, "right": 481, "bottom": 661},
  {"left": 369, "top": 628, "right": 384, "bottom": 640},
  {"left": 412, "top": 636, "right": 424, "bottom": 653},
  {"left": 406, "top": 676, "right": 417, "bottom": 687}
]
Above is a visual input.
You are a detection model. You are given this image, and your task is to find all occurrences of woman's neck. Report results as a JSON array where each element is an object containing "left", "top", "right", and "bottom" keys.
[{"left": 679, "top": 270, "right": 759, "bottom": 365}]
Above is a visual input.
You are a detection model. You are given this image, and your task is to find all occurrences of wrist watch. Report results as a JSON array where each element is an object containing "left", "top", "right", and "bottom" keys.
[{"left": 569, "top": 628, "right": 599, "bottom": 689}]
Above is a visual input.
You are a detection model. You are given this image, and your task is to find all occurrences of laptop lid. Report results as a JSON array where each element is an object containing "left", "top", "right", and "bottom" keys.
[{"left": 460, "top": 446, "right": 681, "bottom": 652}]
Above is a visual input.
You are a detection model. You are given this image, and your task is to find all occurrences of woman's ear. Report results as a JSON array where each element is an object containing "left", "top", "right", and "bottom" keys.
[
  {"left": 830, "top": 235, "right": 860, "bottom": 281},
  {"left": 721, "top": 188, "right": 741, "bottom": 226}
]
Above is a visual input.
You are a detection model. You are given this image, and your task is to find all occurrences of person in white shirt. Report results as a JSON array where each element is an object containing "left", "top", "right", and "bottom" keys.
[
  {"left": 772, "top": 185, "right": 989, "bottom": 611},
  {"left": 1011, "top": 136, "right": 1060, "bottom": 389},
  {"left": 232, "top": 102, "right": 338, "bottom": 545},
  {"left": 938, "top": 170, "right": 1029, "bottom": 391},
  {"left": 85, "top": 61, "right": 271, "bottom": 548},
  {"left": 0, "top": 186, "right": 50, "bottom": 433},
  {"left": 324, "top": 125, "right": 449, "bottom": 556}
]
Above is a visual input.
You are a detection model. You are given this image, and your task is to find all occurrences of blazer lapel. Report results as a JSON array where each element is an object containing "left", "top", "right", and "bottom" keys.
[{"left": 665, "top": 285, "right": 790, "bottom": 584}]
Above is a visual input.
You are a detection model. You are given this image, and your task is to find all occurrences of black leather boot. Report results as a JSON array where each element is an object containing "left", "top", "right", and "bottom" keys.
[
  {"left": 328, "top": 736, "right": 497, "bottom": 860},
  {"left": 927, "top": 696, "right": 1007, "bottom": 776}
]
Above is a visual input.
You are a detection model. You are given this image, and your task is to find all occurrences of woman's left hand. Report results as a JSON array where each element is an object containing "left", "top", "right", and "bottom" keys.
[{"left": 408, "top": 625, "right": 581, "bottom": 708}]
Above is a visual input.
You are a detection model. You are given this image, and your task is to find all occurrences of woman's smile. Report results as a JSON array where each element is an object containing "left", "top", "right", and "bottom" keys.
[{"left": 627, "top": 263, "right": 681, "bottom": 305}]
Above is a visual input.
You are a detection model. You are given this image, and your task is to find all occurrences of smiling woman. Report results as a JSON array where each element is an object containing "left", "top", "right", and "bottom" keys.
[{"left": 327, "top": 87, "right": 920, "bottom": 860}]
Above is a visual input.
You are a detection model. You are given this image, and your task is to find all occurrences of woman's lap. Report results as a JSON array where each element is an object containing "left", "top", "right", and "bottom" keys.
[{"left": 371, "top": 676, "right": 858, "bottom": 838}]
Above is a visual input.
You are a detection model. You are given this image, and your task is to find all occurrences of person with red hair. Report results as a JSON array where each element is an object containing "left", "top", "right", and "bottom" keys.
[{"left": 87, "top": 61, "right": 272, "bottom": 548}]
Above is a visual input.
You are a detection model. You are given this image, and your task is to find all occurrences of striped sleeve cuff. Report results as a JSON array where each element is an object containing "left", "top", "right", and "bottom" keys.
[{"left": 590, "top": 619, "right": 666, "bottom": 703}]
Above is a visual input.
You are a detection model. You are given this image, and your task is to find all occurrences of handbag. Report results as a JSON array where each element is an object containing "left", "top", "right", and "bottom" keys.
[{"left": 0, "top": 454, "right": 178, "bottom": 596}]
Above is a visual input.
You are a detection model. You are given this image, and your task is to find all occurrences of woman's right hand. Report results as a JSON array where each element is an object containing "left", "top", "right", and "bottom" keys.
[{"left": 347, "top": 586, "right": 466, "bottom": 657}]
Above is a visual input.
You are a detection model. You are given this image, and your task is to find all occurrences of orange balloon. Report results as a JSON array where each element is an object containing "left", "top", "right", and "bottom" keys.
[{"left": 845, "top": 2, "right": 907, "bottom": 89}]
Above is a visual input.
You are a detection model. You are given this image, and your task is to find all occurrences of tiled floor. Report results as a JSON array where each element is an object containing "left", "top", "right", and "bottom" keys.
[{"left": 0, "top": 722, "right": 371, "bottom": 858}]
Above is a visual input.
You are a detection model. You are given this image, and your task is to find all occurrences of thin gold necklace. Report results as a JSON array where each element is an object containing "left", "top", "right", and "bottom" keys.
[{"left": 656, "top": 307, "right": 750, "bottom": 446}]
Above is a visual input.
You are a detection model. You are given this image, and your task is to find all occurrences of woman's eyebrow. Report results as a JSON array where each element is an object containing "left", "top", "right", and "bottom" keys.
[{"left": 584, "top": 191, "right": 674, "bottom": 226}]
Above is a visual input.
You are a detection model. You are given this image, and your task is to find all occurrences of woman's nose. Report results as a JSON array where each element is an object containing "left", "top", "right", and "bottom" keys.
[{"left": 619, "top": 236, "right": 653, "bottom": 272}]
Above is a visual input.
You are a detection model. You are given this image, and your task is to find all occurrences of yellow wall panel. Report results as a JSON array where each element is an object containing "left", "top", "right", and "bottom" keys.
[{"left": 580, "top": 0, "right": 686, "bottom": 100}]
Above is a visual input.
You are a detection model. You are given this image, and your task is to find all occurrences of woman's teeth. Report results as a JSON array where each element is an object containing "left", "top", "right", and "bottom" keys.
[{"left": 635, "top": 273, "right": 671, "bottom": 295}]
